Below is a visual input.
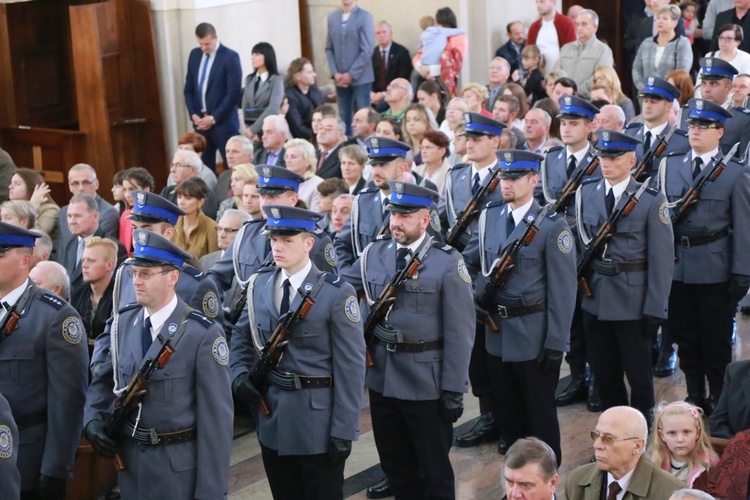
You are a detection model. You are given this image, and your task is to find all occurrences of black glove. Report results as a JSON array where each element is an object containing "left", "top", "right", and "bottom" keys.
[
  {"left": 642, "top": 315, "right": 662, "bottom": 339},
  {"left": 729, "top": 274, "right": 750, "bottom": 306},
  {"left": 536, "top": 348, "right": 564, "bottom": 375},
  {"left": 474, "top": 302, "right": 489, "bottom": 325},
  {"left": 85, "top": 420, "right": 119, "bottom": 458},
  {"left": 440, "top": 391, "right": 464, "bottom": 423},
  {"left": 326, "top": 437, "right": 352, "bottom": 467},
  {"left": 232, "top": 372, "right": 261, "bottom": 404},
  {"left": 38, "top": 475, "right": 66, "bottom": 500}
]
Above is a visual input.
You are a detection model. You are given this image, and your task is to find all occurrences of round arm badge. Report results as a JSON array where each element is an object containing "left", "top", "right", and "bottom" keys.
[
  {"left": 325, "top": 243, "right": 337, "bottom": 267},
  {"left": 457, "top": 258, "right": 471, "bottom": 284},
  {"left": 62, "top": 317, "right": 83, "bottom": 345},
  {"left": 557, "top": 230, "right": 574, "bottom": 254},
  {"left": 658, "top": 202, "right": 671, "bottom": 225},
  {"left": 0, "top": 425, "right": 12, "bottom": 458},
  {"left": 202, "top": 292, "right": 219, "bottom": 318},
  {"left": 212, "top": 337, "right": 229, "bottom": 366},
  {"left": 345, "top": 296, "right": 360, "bottom": 322}
]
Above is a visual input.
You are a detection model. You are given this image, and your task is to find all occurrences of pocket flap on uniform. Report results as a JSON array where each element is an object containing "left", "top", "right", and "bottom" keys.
[
  {"left": 414, "top": 350, "right": 443, "bottom": 362},
  {"left": 154, "top": 361, "right": 188, "bottom": 380},
  {"left": 169, "top": 444, "right": 197, "bottom": 471},
  {"left": 402, "top": 279, "right": 438, "bottom": 293},
  {"left": 309, "top": 388, "right": 332, "bottom": 409},
  {"left": 0, "top": 343, "right": 35, "bottom": 361}
]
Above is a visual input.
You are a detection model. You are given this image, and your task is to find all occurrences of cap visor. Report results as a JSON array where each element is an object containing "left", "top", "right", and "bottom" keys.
[
  {"left": 129, "top": 256, "right": 167, "bottom": 267},
  {"left": 383, "top": 201, "right": 424, "bottom": 214},
  {"left": 257, "top": 186, "right": 295, "bottom": 195},
  {"left": 460, "top": 130, "right": 492, "bottom": 137},
  {"left": 638, "top": 91, "right": 668, "bottom": 100},
  {"left": 499, "top": 171, "right": 533, "bottom": 180},
  {"left": 595, "top": 149, "right": 629, "bottom": 158},
  {"left": 126, "top": 212, "right": 169, "bottom": 224}
]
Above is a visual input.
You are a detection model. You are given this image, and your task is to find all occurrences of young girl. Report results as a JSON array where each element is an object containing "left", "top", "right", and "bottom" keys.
[
  {"left": 649, "top": 401, "right": 719, "bottom": 488},
  {"left": 520, "top": 45, "right": 547, "bottom": 105}
]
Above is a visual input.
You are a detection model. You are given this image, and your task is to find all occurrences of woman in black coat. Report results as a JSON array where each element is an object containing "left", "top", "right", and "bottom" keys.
[{"left": 285, "top": 57, "right": 326, "bottom": 141}]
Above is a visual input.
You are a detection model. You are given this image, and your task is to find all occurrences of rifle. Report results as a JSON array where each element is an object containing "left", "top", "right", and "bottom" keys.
[
  {"left": 632, "top": 127, "right": 677, "bottom": 183},
  {"left": 476, "top": 206, "right": 550, "bottom": 332},
  {"left": 670, "top": 142, "right": 739, "bottom": 227},
  {"left": 0, "top": 285, "right": 33, "bottom": 344},
  {"left": 445, "top": 166, "right": 502, "bottom": 251},
  {"left": 249, "top": 287, "right": 316, "bottom": 417},
  {"left": 550, "top": 156, "right": 600, "bottom": 215},
  {"left": 362, "top": 241, "right": 431, "bottom": 367},
  {"left": 226, "top": 260, "right": 276, "bottom": 330},
  {"left": 576, "top": 181, "right": 651, "bottom": 298}
]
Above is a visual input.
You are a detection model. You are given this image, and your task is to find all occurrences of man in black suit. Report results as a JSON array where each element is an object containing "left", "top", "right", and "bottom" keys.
[
  {"left": 183, "top": 23, "right": 242, "bottom": 171},
  {"left": 370, "top": 21, "right": 413, "bottom": 112},
  {"left": 252, "top": 115, "right": 288, "bottom": 167},
  {"left": 710, "top": 359, "right": 750, "bottom": 439},
  {"left": 495, "top": 21, "right": 526, "bottom": 78},
  {"left": 55, "top": 193, "right": 127, "bottom": 306},
  {"left": 316, "top": 115, "right": 346, "bottom": 179}
]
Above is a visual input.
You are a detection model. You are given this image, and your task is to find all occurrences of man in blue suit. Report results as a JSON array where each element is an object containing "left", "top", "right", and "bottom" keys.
[{"left": 183, "top": 23, "right": 242, "bottom": 172}]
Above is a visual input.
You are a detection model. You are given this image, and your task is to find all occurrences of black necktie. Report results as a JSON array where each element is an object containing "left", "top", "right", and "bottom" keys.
[
  {"left": 506, "top": 211, "right": 516, "bottom": 238},
  {"left": 692, "top": 157, "right": 704, "bottom": 180},
  {"left": 605, "top": 188, "right": 615, "bottom": 215},
  {"left": 254, "top": 76, "right": 261, "bottom": 95},
  {"left": 396, "top": 248, "right": 410, "bottom": 272},
  {"left": 607, "top": 481, "right": 622, "bottom": 500},
  {"left": 280, "top": 279, "right": 291, "bottom": 316},
  {"left": 471, "top": 172, "right": 480, "bottom": 195},
  {"left": 141, "top": 316, "right": 153, "bottom": 357},
  {"left": 566, "top": 156, "right": 577, "bottom": 178},
  {"left": 644, "top": 131, "right": 652, "bottom": 153}
]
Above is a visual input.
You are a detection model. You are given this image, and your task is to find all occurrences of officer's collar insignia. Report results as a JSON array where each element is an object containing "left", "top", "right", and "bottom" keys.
[
  {"left": 503, "top": 151, "right": 513, "bottom": 163},
  {"left": 168, "top": 323, "right": 177, "bottom": 334},
  {"left": 647, "top": 77, "right": 655, "bottom": 87},
  {"left": 271, "top": 207, "right": 281, "bottom": 219},
  {"left": 526, "top": 213, "right": 536, "bottom": 223},
  {"left": 601, "top": 131, "right": 610, "bottom": 142},
  {"left": 304, "top": 282, "right": 313, "bottom": 292},
  {"left": 263, "top": 166, "right": 271, "bottom": 177},
  {"left": 696, "top": 100, "right": 704, "bottom": 110},
  {"left": 136, "top": 191, "right": 145, "bottom": 207},
  {"left": 137, "top": 231, "right": 148, "bottom": 246}
]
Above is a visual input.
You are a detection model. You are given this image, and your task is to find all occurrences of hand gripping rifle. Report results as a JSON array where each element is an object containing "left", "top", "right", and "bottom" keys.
[
  {"left": 476, "top": 206, "right": 550, "bottom": 332},
  {"left": 446, "top": 166, "right": 502, "bottom": 251},
  {"left": 631, "top": 126, "right": 677, "bottom": 183}
]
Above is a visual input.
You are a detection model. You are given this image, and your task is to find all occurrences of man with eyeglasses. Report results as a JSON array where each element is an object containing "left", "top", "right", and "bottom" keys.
[
  {"left": 657, "top": 98, "right": 750, "bottom": 416},
  {"left": 160, "top": 149, "right": 219, "bottom": 219},
  {"left": 58, "top": 163, "right": 120, "bottom": 241},
  {"left": 84, "top": 229, "right": 233, "bottom": 499},
  {"left": 561, "top": 406, "right": 683, "bottom": 499},
  {"left": 382, "top": 78, "right": 412, "bottom": 122}
]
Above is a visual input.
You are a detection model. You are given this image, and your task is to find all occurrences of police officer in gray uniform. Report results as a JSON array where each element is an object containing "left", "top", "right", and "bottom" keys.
[
  {"left": 84, "top": 230, "right": 233, "bottom": 499},
  {"left": 208, "top": 165, "right": 337, "bottom": 294},
  {"left": 334, "top": 137, "right": 442, "bottom": 277},
  {"left": 116, "top": 190, "right": 223, "bottom": 322},
  {"left": 438, "top": 112, "right": 507, "bottom": 449},
  {"left": 231, "top": 206, "right": 366, "bottom": 499},
  {"left": 576, "top": 131, "right": 674, "bottom": 424},
  {"left": 464, "top": 150, "right": 577, "bottom": 465},
  {"left": 0, "top": 390, "right": 20, "bottom": 499},
  {"left": 0, "top": 222, "right": 88, "bottom": 499},
  {"left": 342, "top": 181, "right": 475, "bottom": 499},
  {"left": 658, "top": 98, "right": 750, "bottom": 414}
]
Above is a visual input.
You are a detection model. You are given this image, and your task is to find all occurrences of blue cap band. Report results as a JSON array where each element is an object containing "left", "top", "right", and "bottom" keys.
[
  {"left": 466, "top": 122, "right": 503, "bottom": 136},
  {"left": 561, "top": 105, "right": 596, "bottom": 119},
  {"left": 257, "top": 177, "right": 300, "bottom": 190},
  {"left": 702, "top": 67, "right": 734, "bottom": 78},
  {"left": 689, "top": 109, "right": 728, "bottom": 122},
  {"left": 500, "top": 160, "right": 540, "bottom": 170},
  {"left": 642, "top": 85, "right": 675, "bottom": 101},
  {"left": 369, "top": 147, "right": 408, "bottom": 157},
  {"left": 0, "top": 234, "right": 36, "bottom": 248},
  {"left": 133, "top": 204, "right": 180, "bottom": 225},
  {"left": 389, "top": 193, "right": 432, "bottom": 208},
  {"left": 599, "top": 141, "right": 638, "bottom": 151},
  {"left": 133, "top": 244, "right": 185, "bottom": 267},
  {"left": 266, "top": 218, "right": 316, "bottom": 231}
]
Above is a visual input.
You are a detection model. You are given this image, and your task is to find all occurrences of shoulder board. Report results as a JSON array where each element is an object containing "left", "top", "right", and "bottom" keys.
[
  {"left": 665, "top": 149, "right": 687, "bottom": 158},
  {"left": 433, "top": 241, "right": 457, "bottom": 253},
  {"left": 188, "top": 310, "right": 213, "bottom": 328},
  {"left": 181, "top": 265, "right": 205, "bottom": 280},
  {"left": 375, "top": 234, "right": 392, "bottom": 241},
  {"left": 643, "top": 186, "right": 659, "bottom": 196},
  {"left": 323, "top": 272, "right": 343, "bottom": 287},
  {"left": 247, "top": 217, "right": 265, "bottom": 224},
  {"left": 546, "top": 211, "right": 559, "bottom": 219},
  {"left": 256, "top": 265, "right": 275, "bottom": 274},
  {"left": 448, "top": 162, "right": 471, "bottom": 172},
  {"left": 313, "top": 227, "right": 324, "bottom": 235},
  {"left": 486, "top": 200, "right": 505, "bottom": 209},
  {"left": 625, "top": 122, "right": 641, "bottom": 130},
  {"left": 732, "top": 107, "right": 750, "bottom": 115},
  {"left": 118, "top": 302, "right": 141, "bottom": 314},
  {"left": 545, "top": 145, "right": 564, "bottom": 154},
  {"left": 40, "top": 292, "right": 65, "bottom": 310},
  {"left": 360, "top": 187, "right": 379, "bottom": 194},
  {"left": 581, "top": 178, "right": 600, "bottom": 186}
]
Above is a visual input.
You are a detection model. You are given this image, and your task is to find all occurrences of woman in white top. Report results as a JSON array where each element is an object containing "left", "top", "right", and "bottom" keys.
[
  {"left": 414, "top": 130, "right": 451, "bottom": 195},
  {"left": 438, "top": 97, "right": 469, "bottom": 150},
  {"left": 284, "top": 138, "right": 324, "bottom": 212},
  {"left": 695, "top": 24, "right": 750, "bottom": 97}
]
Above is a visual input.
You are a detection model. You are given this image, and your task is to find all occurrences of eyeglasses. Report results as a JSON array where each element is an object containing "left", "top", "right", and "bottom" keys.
[
  {"left": 387, "top": 83, "right": 407, "bottom": 91},
  {"left": 170, "top": 162, "right": 192, "bottom": 169},
  {"left": 69, "top": 180, "right": 94, "bottom": 188},
  {"left": 590, "top": 430, "right": 640, "bottom": 446},
  {"left": 215, "top": 226, "right": 240, "bottom": 234},
  {"left": 687, "top": 123, "right": 720, "bottom": 131},
  {"left": 126, "top": 268, "right": 173, "bottom": 280},
  {"left": 719, "top": 36, "right": 736, "bottom": 42}
]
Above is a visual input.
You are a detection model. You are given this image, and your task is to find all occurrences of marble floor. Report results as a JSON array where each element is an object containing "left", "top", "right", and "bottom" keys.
[{"left": 227, "top": 313, "right": 750, "bottom": 499}]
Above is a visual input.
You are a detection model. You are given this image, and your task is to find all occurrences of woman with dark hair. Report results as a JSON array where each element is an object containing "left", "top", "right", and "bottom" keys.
[
  {"left": 532, "top": 98, "right": 561, "bottom": 140},
  {"left": 173, "top": 177, "right": 218, "bottom": 260},
  {"left": 375, "top": 117, "right": 403, "bottom": 141},
  {"left": 417, "top": 80, "right": 446, "bottom": 124},
  {"left": 503, "top": 82, "right": 530, "bottom": 128},
  {"left": 119, "top": 167, "right": 154, "bottom": 255},
  {"left": 241, "top": 42, "right": 284, "bottom": 141},
  {"left": 285, "top": 57, "right": 326, "bottom": 141},
  {"left": 8, "top": 167, "right": 59, "bottom": 241},
  {"left": 412, "top": 6, "right": 467, "bottom": 98},
  {"left": 414, "top": 130, "right": 451, "bottom": 194},
  {"left": 111, "top": 170, "right": 127, "bottom": 214},
  {"left": 696, "top": 24, "right": 750, "bottom": 95}
]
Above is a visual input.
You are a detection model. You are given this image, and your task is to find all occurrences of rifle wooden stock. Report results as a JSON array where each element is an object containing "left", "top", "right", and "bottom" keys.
[{"left": 671, "top": 162, "right": 727, "bottom": 226}]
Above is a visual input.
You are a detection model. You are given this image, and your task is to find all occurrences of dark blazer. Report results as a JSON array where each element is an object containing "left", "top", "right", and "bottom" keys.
[
  {"left": 350, "top": 176, "right": 367, "bottom": 195},
  {"left": 711, "top": 8, "right": 750, "bottom": 53},
  {"left": 371, "top": 41, "right": 413, "bottom": 93},
  {"left": 56, "top": 229, "right": 127, "bottom": 302},
  {"left": 317, "top": 143, "right": 344, "bottom": 179},
  {"left": 285, "top": 85, "right": 326, "bottom": 140},
  {"left": 710, "top": 360, "right": 750, "bottom": 439},
  {"left": 496, "top": 39, "right": 525, "bottom": 75},
  {"left": 253, "top": 146, "right": 286, "bottom": 167},
  {"left": 183, "top": 43, "right": 242, "bottom": 134}
]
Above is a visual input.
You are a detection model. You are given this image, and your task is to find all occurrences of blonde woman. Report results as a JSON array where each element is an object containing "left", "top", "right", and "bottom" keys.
[
  {"left": 593, "top": 65, "right": 636, "bottom": 122},
  {"left": 0, "top": 200, "right": 36, "bottom": 229},
  {"left": 284, "top": 138, "right": 324, "bottom": 212},
  {"left": 402, "top": 103, "right": 439, "bottom": 166},
  {"left": 460, "top": 82, "right": 492, "bottom": 117},
  {"left": 216, "top": 163, "right": 257, "bottom": 221},
  {"left": 439, "top": 97, "right": 469, "bottom": 146}
]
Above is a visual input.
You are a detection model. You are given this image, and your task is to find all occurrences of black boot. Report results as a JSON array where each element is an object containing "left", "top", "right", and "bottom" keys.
[
  {"left": 587, "top": 374, "right": 602, "bottom": 412},
  {"left": 555, "top": 370, "right": 587, "bottom": 407},
  {"left": 701, "top": 394, "right": 720, "bottom": 417},
  {"left": 684, "top": 374, "right": 706, "bottom": 406},
  {"left": 654, "top": 350, "right": 676, "bottom": 377},
  {"left": 366, "top": 477, "right": 392, "bottom": 499},
  {"left": 455, "top": 412, "right": 499, "bottom": 447},
  {"left": 497, "top": 436, "right": 510, "bottom": 455}
]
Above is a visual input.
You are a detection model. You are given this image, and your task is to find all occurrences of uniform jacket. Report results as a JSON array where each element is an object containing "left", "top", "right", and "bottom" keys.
[
  {"left": 537, "top": 144, "right": 601, "bottom": 217},
  {"left": 230, "top": 265, "right": 365, "bottom": 455},
  {"left": 559, "top": 454, "right": 684, "bottom": 500},
  {"left": 623, "top": 122, "right": 690, "bottom": 180},
  {"left": 576, "top": 177, "right": 674, "bottom": 321},
  {"left": 342, "top": 236, "right": 475, "bottom": 400},
  {"left": 709, "top": 359, "right": 750, "bottom": 439},
  {"left": 84, "top": 299, "right": 233, "bottom": 499},
  {"left": 657, "top": 150, "right": 750, "bottom": 283},
  {"left": 438, "top": 161, "right": 505, "bottom": 236},
  {"left": 58, "top": 195, "right": 120, "bottom": 242},
  {"left": 241, "top": 73, "right": 284, "bottom": 135},
  {"left": 0, "top": 283, "right": 88, "bottom": 491},
  {"left": 184, "top": 43, "right": 242, "bottom": 135},
  {"left": 334, "top": 187, "right": 443, "bottom": 275},
  {"left": 678, "top": 103, "right": 750, "bottom": 160},
  {"left": 371, "top": 41, "right": 413, "bottom": 93},
  {"left": 325, "top": 5, "right": 375, "bottom": 85},
  {"left": 0, "top": 391, "right": 20, "bottom": 498},
  {"left": 286, "top": 85, "right": 326, "bottom": 141},
  {"left": 463, "top": 201, "right": 577, "bottom": 361}
]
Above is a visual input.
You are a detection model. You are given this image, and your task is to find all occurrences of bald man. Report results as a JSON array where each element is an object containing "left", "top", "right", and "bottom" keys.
[
  {"left": 29, "top": 261, "right": 71, "bottom": 301},
  {"left": 383, "top": 78, "right": 413, "bottom": 121},
  {"left": 560, "top": 407, "right": 683, "bottom": 499}
]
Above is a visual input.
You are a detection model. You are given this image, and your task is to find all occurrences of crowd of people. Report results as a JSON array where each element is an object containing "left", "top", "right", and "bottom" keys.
[{"left": 2, "top": 0, "right": 750, "bottom": 498}]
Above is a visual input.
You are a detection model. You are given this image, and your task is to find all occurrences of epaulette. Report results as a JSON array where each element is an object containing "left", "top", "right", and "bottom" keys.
[
  {"left": 545, "top": 145, "right": 564, "bottom": 154},
  {"left": 313, "top": 227, "right": 324, "bottom": 235},
  {"left": 188, "top": 310, "right": 213, "bottom": 328},
  {"left": 118, "top": 302, "right": 141, "bottom": 314},
  {"left": 448, "top": 162, "right": 471, "bottom": 172},
  {"left": 359, "top": 187, "right": 379, "bottom": 195},
  {"left": 665, "top": 149, "right": 686, "bottom": 157},
  {"left": 40, "top": 292, "right": 65, "bottom": 310},
  {"left": 256, "top": 264, "right": 276, "bottom": 273},
  {"left": 181, "top": 265, "right": 206, "bottom": 280},
  {"left": 547, "top": 211, "right": 559, "bottom": 219},
  {"left": 375, "top": 234, "right": 392, "bottom": 241},
  {"left": 643, "top": 186, "right": 659, "bottom": 196},
  {"left": 624, "top": 122, "right": 642, "bottom": 129},
  {"left": 581, "top": 177, "right": 600, "bottom": 186},
  {"left": 732, "top": 107, "right": 750, "bottom": 115},
  {"left": 486, "top": 200, "right": 505, "bottom": 209},
  {"left": 433, "top": 241, "right": 457, "bottom": 254},
  {"left": 323, "top": 272, "right": 343, "bottom": 287}
]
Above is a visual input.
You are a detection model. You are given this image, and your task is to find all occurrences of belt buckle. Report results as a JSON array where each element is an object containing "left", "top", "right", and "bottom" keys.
[
  {"left": 386, "top": 342, "right": 398, "bottom": 353},
  {"left": 149, "top": 428, "right": 159, "bottom": 445},
  {"left": 497, "top": 305, "right": 509, "bottom": 319},
  {"left": 680, "top": 236, "right": 691, "bottom": 248}
]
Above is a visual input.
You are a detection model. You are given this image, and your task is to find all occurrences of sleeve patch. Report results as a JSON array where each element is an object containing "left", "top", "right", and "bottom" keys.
[
  {"left": 212, "top": 337, "right": 229, "bottom": 366},
  {"left": 430, "top": 210, "right": 441, "bottom": 232},
  {"left": 202, "top": 291, "right": 219, "bottom": 318},
  {"left": 558, "top": 230, "right": 574, "bottom": 254},
  {"left": 324, "top": 243, "right": 337, "bottom": 267},
  {"left": 457, "top": 258, "right": 472, "bottom": 283},
  {"left": 0, "top": 425, "right": 12, "bottom": 458},
  {"left": 659, "top": 202, "right": 671, "bottom": 225},
  {"left": 62, "top": 317, "right": 84, "bottom": 345},
  {"left": 345, "top": 296, "right": 361, "bottom": 322}
]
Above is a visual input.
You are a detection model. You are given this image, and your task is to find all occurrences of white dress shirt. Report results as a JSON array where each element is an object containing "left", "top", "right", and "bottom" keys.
[
  {"left": 607, "top": 467, "right": 636, "bottom": 500},
  {"left": 274, "top": 260, "right": 313, "bottom": 313},
  {"left": 0, "top": 278, "right": 30, "bottom": 324},
  {"left": 507, "top": 198, "right": 534, "bottom": 228},
  {"left": 144, "top": 294, "right": 179, "bottom": 342}
]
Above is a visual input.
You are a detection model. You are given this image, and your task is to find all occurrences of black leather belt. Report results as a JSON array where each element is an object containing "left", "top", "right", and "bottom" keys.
[
  {"left": 122, "top": 421, "right": 197, "bottom": 446},
  {"left": 495, "top": 300, "right": 546, "bottom": 319},
  {"left": 677, "top": 228, "right": 730, "bottom": 248},
  {"left": 267, "top": 368, "right": 333, "bottom": 391},
  {"left": 372, "top": 323, "right": 444, "bottom": 353},
  {"left": 15, "top": 410, "right": 47, "bottom": 430},
  {"left": 591, "top": 259, "right": 647, "bottom": 275}
]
